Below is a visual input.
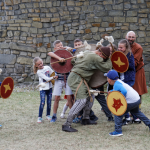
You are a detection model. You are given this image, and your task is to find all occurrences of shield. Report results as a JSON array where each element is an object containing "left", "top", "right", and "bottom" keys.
[
  {"left": 111, "top": 51, "right": 129, "bottom": 73},
  {"left": 107, "top": 91, "right": 127, "bottom": 116},
  {"left": 50, "top": 72, "right": 55, "bottom": 85},
  {"left": 0, "top": 77, "right": 14, "bottom": 99},
  {"left": 88, "top": 70, "right": 107, "bottom": 88},
  {"left": 50, "top": 49, "right": 73, "bottom": 73}
]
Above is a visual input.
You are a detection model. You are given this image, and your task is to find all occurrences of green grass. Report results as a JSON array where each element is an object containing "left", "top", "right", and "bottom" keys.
[{"left": 0, "top": 87, "right": 150, "bottom": 150}]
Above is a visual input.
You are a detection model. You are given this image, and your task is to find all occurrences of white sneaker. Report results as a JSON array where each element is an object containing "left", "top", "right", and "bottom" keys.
[
  {"left": 60, "top": 113, "right": 65, "bottom": 119},
  {"left": 37, "top": 117, "right": 42, "bottom": 123},
  {"left": 46, "top": 115, "right": 52, "bottom": 121}
]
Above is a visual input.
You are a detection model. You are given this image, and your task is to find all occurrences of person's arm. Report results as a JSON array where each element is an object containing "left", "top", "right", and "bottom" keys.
[
  {"left": 37, "top": 71, "right": 54, "bottom": 82},
  {"left": 94, "top": 55, "right": 112, "bottom": 73},
  {"left": 128, "top": 53, "right": 135, "bottom": 70},
  {"left": 113, "top": 81, "right": 127, "bottom": 96},
  {"left": 48, "top": 52, "right": 65, "bottom": 62},
  {"left": 133, "top": 47, "right": 143, "bottom": 67}
]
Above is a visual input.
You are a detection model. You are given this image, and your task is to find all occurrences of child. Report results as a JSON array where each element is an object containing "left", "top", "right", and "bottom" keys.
[
  {"left": 48, "top": 40, "right": 73, "bottom": 122},
  {"left": 118, "top": 39, "right": 141, "bottom": 124},
  {"left": 33, "top": 57, "right": 57, "bottom": 123},
  {"left": 106, "top": 69, "right": 150, "bottom": 136},
  {"left": 60, "top": 39, "right": 83, "bottom": 118}
]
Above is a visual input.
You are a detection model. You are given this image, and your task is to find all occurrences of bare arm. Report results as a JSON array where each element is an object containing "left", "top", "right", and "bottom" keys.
[{"left": 48, "top": 52, "right": 65, "bottom": 62}]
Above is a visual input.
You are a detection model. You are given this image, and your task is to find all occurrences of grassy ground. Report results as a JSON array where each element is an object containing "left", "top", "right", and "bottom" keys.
[{"left": 0, "top": 86, "right": 150, "bottom": 150}]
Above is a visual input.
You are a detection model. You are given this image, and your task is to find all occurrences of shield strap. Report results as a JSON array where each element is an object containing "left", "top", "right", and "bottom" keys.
[{"left": 72, "top": 71, "right": 93, "bottom": 102}]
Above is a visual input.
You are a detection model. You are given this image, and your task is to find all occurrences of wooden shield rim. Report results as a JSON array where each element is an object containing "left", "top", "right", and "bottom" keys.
[
  {"left": 50, "top": 49, "right": 73, "bottom": 73},
  {"left": 0, "top": 77, "right": 14, "bottom": 99},
  {"left": 111, "top": 51, "right": 129, "bottom": 73},
  {"left": 50, "top": 72, "right": 55, "bottom": 85},
  {"left": 107, "top": 91, "right": 127, "bottom": 116}
]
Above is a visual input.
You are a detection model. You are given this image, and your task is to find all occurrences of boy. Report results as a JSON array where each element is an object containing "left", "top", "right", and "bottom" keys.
[
  {"left": 106, "top": 69, "right": 150, "bottom": 136},
  {"left": 48, "top": 40, "right": 73, "bottom": 122}
]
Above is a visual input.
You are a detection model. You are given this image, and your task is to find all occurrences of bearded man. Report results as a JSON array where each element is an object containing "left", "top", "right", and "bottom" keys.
[{"left": 126, "top": 31, "right": 148, "bottom": 123}]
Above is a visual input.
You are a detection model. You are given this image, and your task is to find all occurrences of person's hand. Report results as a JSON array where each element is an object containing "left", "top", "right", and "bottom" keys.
[
  {"left": 53, "top": 76, "right": 58, "bottom": 79},
  {"left": 59, "top": 57, "right": 65, "bottom": 62},
  {"left": 108, "top": 91, "right": 111, "bottom": 94}
]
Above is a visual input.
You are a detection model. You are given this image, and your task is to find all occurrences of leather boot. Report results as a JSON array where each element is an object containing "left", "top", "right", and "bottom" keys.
[
  {"left": 81, "top": 119, "right": 97, "bottom": 125},
  {"left": 62, "top": 125, "right": 78, "bottom": 132}
]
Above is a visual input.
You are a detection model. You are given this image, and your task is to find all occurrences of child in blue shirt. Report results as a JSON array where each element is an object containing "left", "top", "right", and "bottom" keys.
[{"left": 107, "top": 69, "right": 150, "bottom": 136}]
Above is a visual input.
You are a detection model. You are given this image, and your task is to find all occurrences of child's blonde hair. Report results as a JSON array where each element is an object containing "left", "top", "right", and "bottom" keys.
[
  {"left": 118, "top": 39, "right": 131, "bottom": 56},
  {"left": 33, "top": 57, "right": 43, "bottom": 74}
]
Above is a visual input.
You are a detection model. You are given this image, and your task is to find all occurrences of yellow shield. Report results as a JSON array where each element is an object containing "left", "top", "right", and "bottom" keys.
[{"left": 107, "top": 91, "right": 127, "bottom": 116}]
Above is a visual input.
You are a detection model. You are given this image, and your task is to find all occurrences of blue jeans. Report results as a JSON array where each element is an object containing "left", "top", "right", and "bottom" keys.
[
  {"left": 124, "top": 80, "right": 135, "bottom": 119},
  {"left": 115, "top": 100, "right": 150, "bottom": 132},
  {"left": 39, "top": 88, "right": 52, "bottom": 118}
]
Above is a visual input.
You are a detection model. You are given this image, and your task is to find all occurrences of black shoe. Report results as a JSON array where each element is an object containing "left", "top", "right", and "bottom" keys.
[
  {"left": 81, "top": 119, "right": 97, "bottom": 125},
  {"left": 122, "top": 119, "right": 132, "bottom": 126},
  {"left": 108, "top": 117, "right": 114, "bottom": 121},
  {"left": 90, "top": 115, "right": 98, "bottom": 122},
  {"left": 62, "top": 125, "right": 78, "bottom": 132}
]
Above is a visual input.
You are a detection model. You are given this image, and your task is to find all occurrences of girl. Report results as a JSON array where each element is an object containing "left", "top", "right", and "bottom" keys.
[
  {"left": 33, "top": 57, "right": 57, "bottom": 123},
  {"left": 118, "top": 39, "right": 139, "bottom": 124}
]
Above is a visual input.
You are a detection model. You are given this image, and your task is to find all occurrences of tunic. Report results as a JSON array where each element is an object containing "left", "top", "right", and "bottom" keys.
[
  {"left": 67, "top": 51, "right": 112, "bottom": 99},
  {"left": 131, "top": 43, "right": 147, "bottom": 95}
]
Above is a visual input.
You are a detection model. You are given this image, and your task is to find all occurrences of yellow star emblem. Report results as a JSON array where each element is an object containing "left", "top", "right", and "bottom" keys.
[
  {"left": 113, "top": 57, "right": 125, "bottom": 67},
  {"left": 3, "top": 83, "right": 11, "bottom": 93}
]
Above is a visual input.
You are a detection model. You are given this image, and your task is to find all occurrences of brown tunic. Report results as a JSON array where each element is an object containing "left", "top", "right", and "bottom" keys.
[{"left": 131, "top": 42, "right": 147, "bottom": 95}]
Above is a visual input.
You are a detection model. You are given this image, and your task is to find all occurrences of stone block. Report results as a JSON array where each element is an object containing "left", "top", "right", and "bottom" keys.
[
  {"left": 14, "top": 31, "right": 20, "bottom": 36},
  {"left": 0, "top": 43, "right": 10, "bottom": 49},
  {"left": 49, "top": 8, "right": 57, "bottom": 13},
  {"left": 5, "top": 0, "right": 13, "bottom": 5},
  {"left": 28, "top": 13, "right": 39, "bottom": 18},
  {"left": 121, "top": 26, "right": 128, "bottom": 30},
  {"left": 138, "top": 31, "right": 146, "bottom": 37},
  {"left": 37, "top": 47, "right": 47, "bottom": 52},
  {"left": 126, "top": 17, "right": 137, "bottom": 22},
  {"left": 32, "top": 52, "right": 40, "bottom": 57},
  {"left": 137, "top": 0, "right": 144, "bottom": 3},
  {"left": 55, "top": 25, "right": 63, "bottom": 32},
  {"left": 91, "top": 27, "right": 98, "bottom": 32},
  {"left": 7, "top": 27, "right": 17, "bottom": 30},
  {"left": 130, "top": 24, "right": 139, "bottom": 30},
  {"left": 101, "top": 22, "right": 109, "bottom": 27},
  {"left": 96, "top": 11, "right": 107, "bottom": 17},
  {"left": 15, "top": 20, "right": 25, "bottom": 23},
  {"left": 109, "top": 11, "right": 123, "bottom": 16},
  {"left": 32, "top": 22, "right": 42, "bottom": 28},
  {"left": 43, "top": 37, "right": 49, "bottom": 43},
  {"left": 106, "top": 27, "right": 113, "bottom": 32},
  {"left": 66, "top": 34, "right": 75, "bottom": 40},
  {"left": 127, "top": 11, "right": 137, "bottom": 16},
  {"left": 21, "top": 27, "right": 29, "bottom": 32},
  {"left": 41, "top": 18, "right": 50, "bottom": 22},
  {"left": 57, "top": 35, "right": 64, "bottom": 41},
  {"left": 103, "top": 1, "right": 112, "bottom": 5},
  {"left": 109, "top": 23, "right": 115, "bottom": 27},
  {"left": 51, "top": 18, "right": 60, "bottom": 22},
  {"left": 40, "top": 53, "right": 46, "bottom": 58},
  {"left": 139, "top": 18, "right": 148, "bottom": 24},
  {"left": 93, "top": 34, "right": 100, "bottom": 40},
  {"left": 2, "top": 30, "right": 7, "bottom": 37},
  {"left": 67, "top": 1, "right": 75, "bottom": 6},
  {"left": 53, "top": 1, "right": 60, "bottom": 7},
  {"left": 76, "top": 2, "right": 83, "bottom": 6},
  {"left": 0, "top": 54, "right": 16, "bottom": 64},
  {"left": 147, "top": 2, "right": 150, "bottom": 7},
  {"left": 145, "top": 37, "right": 150, "bottom": 42},
  {"left": 112, "top": 30, "right": 121, "bottom": 39},
  {"left": 40, "top": 2, "right": 45, "bottom": 7},
  {"left": 138, "top": 14, "right": 147, "bottom": 17},
  {"left": 83, "top": 34, "right": 92, "bottom": 40},
  {"left": 46, "top": 2, "right": 52, "bottom": 7},
  {"left": 17, "top": 57, "right": 33, "bottom": 65},
  {"left": 85, "top": 29, "right": 91, "bottom": 33},
  {"left": 99, "top": 28, "right": 105, "bottom": 32},
  {"left": 137, "top": 37, "right": 145, "bottom": 43},
  {"left": 10, "top": 42, "right": 36, "bottom": 52},
  {"left": 6, "top": 68, "right": 14, "bottom": 73},
  {"left": 7, "top": 31, "right": 13, "bottom": 37},
  {"left": 20, "top": 52, "right": 27, "bottom": 56},
  {"left": 138, "top": 9, "right": 150, "bottom": 13},
  {"left": 112, "top": 3, "right": 123, "bottom": 10},
  {"left": 38, "top": 29, "right": 46, "bottom": 34}
]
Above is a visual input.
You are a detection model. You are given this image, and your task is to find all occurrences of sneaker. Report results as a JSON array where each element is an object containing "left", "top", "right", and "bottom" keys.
[
  {"left": 50, "top": 116, "right": 57, "bottom": 123},
  {"left": 0, "top": 125, "right": 2, "bottom": 128},
  {"left": 132, "top": 118, "right": 141, "bottom": 124},
  {"left": 73, "top": 116, "right": 82, "bottom": 123},
  {"left": 46, "top": 115, "right": 52, "bottom": 121},
  {"left": 37, "top": 117, "right": 42, "bottom": 123},
  {"left": 81, "top": 119, "right": 97, "bottom": 125},
  {"left": 62, "top": 125, "right": 78, "bottom": 132},
  {"left": 109, "top": 131, "right": 123, "bottom": 136},
  {"left": 60, "top": 113, "right": 65, "bottom": 119}
]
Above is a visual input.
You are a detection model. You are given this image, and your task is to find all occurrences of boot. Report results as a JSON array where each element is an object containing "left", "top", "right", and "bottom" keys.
[
  {"left": 81, "top": 119, "right": 97, "bottom": 125},
  {"left": 108, "top": 117, "right": 114, "bottom": 122},
  {"left": 62, "top": 125, "right": 78, "bottom": 132}
]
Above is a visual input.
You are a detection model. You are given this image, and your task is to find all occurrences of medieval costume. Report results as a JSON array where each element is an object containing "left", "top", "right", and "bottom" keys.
[
  {"left": 62, "top": 48, "right": 112, "bottom": 132},
  {"left": 131, "top": 43, "right": 147, "bottom": 95}
]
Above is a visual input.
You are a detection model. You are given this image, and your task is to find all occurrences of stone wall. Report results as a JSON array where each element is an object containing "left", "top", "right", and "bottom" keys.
[{"left": 0, "top": 0, "right": 150, "bottom": 84}]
